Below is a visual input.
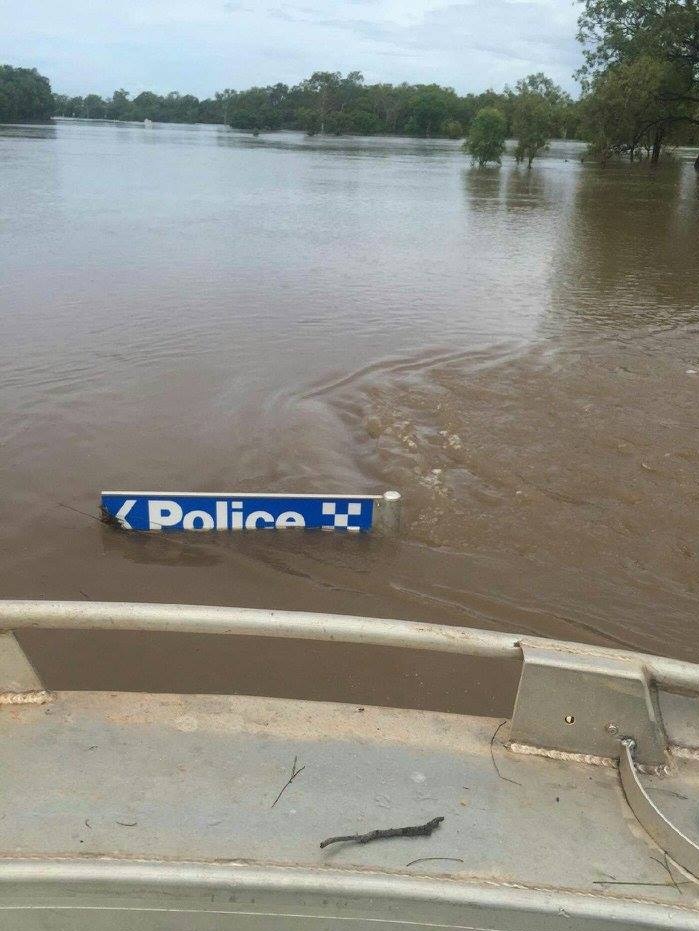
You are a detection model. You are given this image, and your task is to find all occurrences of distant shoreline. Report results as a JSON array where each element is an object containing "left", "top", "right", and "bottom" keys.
[{"left": 6, "top": 120, "right": 698, "bottom": 165}]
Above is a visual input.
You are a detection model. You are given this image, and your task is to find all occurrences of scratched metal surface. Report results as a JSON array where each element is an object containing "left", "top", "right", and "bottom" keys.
[{"left": 1, "top": 690, "right": 699, "bottom": 919}]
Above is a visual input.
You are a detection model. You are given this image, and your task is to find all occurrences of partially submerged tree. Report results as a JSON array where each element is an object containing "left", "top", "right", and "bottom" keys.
[
  {"left": 464, "top": 107, "right": 507, "bottom": 166},
  {"left": 577, "top": 0, "right": 699, "bottom": 163},
  {"left": 579, "top": 56, "right": 683, "bottom": 163},
  {"left": 509, "top": 74, "right": 570, "bottom": 167},
  {"left": 513, "top": 95, "right": 550, "bottom": 167}
]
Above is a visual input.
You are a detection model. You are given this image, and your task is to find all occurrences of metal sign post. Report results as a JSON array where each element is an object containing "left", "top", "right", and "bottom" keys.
[{"left": 100, "top": 490, "right": 401, "bottom": 534}]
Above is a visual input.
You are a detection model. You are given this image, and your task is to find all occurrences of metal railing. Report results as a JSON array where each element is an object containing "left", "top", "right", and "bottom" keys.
[{"left": 1, "top": 599, "right": 698, "bottom": 694}]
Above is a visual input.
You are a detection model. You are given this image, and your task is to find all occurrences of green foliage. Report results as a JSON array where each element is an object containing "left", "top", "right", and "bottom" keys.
[
  {"left": 297, "top": 107, "right": 320, "bottom": 136},
  {"left": 577, "top": 1, "right": 699, "bottom": 79},
  {"left": 49, "top": 70, "right": 475, "bottom": 137},
  {"left": 225, "top": 84, "right": 289, "bottom": 130},
  {"left": 512, "top": 95, "right": 551, "bottom": 167},
  {"left": 576, "top": 0, "right": 699, "bottom": 161},
  {"left": 0, "top": 65, "right": 53, "bottom": 122},
  {"left": 349, "top": 109, "right": 381, "bottom": 135},
  {"left": 580, "top": 56, "right": 685, "bottom": 162},
  {"left": 464, "top": 107, "right": 507, "bottom": 166},
  {"left": 39, "top": 51, "right": 699, "bottom": 152},
  {"left": 508, "top": 74, "right": 565, "bottom": 167},
  {"left": 442, "top": 119, "right": 464, "bottom": 139},
  {"left": 52, "top": 87, "right": 230, "bottom": 124},
  {"left": 225, "top": 75, "right": 504, "bottom": 139},
  {"left": 404, "top": 88, "right": 450, "bottom": 136}
]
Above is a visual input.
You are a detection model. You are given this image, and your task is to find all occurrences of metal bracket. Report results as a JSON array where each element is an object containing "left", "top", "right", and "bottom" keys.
[
  {"left": 510, "top": 644, "right": 667, "bottom": 766},
  {"left": 373, "top": 491, "right": 402, "bottom": 534},
  {"left": 0, "top": 631, "right": 45, "bottom": 694}
]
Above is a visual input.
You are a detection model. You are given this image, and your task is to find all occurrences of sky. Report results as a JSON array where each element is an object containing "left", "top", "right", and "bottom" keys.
[{"left": 2, "top": 0, "right": 584, "bottom": 98}]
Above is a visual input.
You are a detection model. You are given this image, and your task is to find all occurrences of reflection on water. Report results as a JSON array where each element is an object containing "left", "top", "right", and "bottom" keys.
[
  {"left": 553, "top": 161, "right": 699, "bottom": 328},
  {"left": 1, "top": 121, "right": 698, "bottom": 713},
  {"left": 0, "top": 123, "right": 56, "bottom": 139}
]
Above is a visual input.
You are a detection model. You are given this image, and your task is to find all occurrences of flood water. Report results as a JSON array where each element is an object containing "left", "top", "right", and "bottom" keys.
[{"left": 1, "top": 120, "right": 698, "bottom": 716}]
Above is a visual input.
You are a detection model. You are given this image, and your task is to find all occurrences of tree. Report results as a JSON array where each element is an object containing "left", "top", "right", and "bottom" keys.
[
  {"left": 349, "top": 109, "right": 381, "bottom": 134},
  {"left": 131, "top": 91, "right": 160, "bottom": 121},
  {"left": 299, "top": 71, "right": 341, "bottom": 133},
  {"left": 214, "top": 89, "right": 237, "bottom": 124},
  {"left": 294, "top": 71, "right": 365, "bottom": 133},
  {"left": 297, "top": 107, "right": 320, "bottom": 135},
  {"left": 464, "top": 107, "right": 507, "bottom": 166},
  {"left": 577, "top": 0, "right": 699, "bottom": 162},
  {"left": 52, "top": 94, "right": 70, "bottom": 116},
  {"left": 0, "top": 65, "right": 54, "bottom": 122},
  {"left": 512, "top": 95, "right": 551, "bottom": 167},
  {"left": 509, "top": 74, "right": 568, "bottom": 167},
  {"left": 442, "top": 119, "right": 464, "bottom": 139},
  {"left": 83, "top": 93, "right": 107, "bottom": 119},
  {"left": 404, "top": 87, "right": 450, "bottom": 136},
  {"left": 108, "top": 89, "right": 131, "bottom": 120},
  {"left": 368, "top": 83, "right": 404, "bottom": 132},
  {"left": 578, "top": 0, "right": 699, "bottom": 77},
  {"left": 579, "top": 55, "right": 683, "bottom": 163}
]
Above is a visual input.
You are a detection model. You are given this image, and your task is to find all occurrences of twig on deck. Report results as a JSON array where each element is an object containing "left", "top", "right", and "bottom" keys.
[
  {"left": 490, "top": 721, "right": 521, "bottom": 786},
  {"left": 594, "top": 880, "right": 675, "bottom": 887},
  {"left": 595, "top": 869, "right": 689, "bottom": 889},
  {"left": 271, "top": 755, "right": 305, "bottom": 808},
  {"left": 406, "top": 856, "right": 463, "bottom": 868},
  {"left": 651, "top": 853, "right": 687, "bottom": 895},
  {"left": 320, "top": 816, "right": 444, "bottom": 849}
]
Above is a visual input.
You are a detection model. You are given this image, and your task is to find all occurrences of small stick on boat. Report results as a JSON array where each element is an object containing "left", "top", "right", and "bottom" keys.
[
  {"left": 320, "top": 816, "right": 444, "bottom": 849},
  {"left": 271, "top": 755, "right": 305, "bottom": 808}
]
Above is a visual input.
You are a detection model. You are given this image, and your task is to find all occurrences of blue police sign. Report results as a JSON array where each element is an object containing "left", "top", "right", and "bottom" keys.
[{"left": 101, "top": 491, "right": 401, "bottom": 533}]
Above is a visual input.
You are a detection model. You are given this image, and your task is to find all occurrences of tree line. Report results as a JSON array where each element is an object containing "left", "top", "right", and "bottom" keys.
[
  {"left": 215, "top": 71, "right": 582, "bottom": 141},
  {"left": 52, "top": 88, "right": 227, "bottom": 124},
  {"left": 47, "top": 72, "right": 581, "bottom": 142},
  {"left": 2, "top": 1, "right": 698, "bottom": 167}
]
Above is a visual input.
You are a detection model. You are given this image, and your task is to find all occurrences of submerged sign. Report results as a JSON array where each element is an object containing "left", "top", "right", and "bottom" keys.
[{"left": 100, "top": 491, "right": 401, "bottom": 533}]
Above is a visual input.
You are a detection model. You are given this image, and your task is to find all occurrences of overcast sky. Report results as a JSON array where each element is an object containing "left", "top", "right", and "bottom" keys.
[{"left": 3, "top": 0, "right": 583, "bottom": 97}]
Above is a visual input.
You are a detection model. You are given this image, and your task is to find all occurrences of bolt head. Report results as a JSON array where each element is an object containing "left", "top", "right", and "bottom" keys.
[{"left": 606, "top": 723, "right": 619, "bottom": 736}]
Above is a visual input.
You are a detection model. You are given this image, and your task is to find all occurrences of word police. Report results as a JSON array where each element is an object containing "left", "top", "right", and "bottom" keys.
[{"left": 100, "top": 492, "right": 375, "bottom": 533}]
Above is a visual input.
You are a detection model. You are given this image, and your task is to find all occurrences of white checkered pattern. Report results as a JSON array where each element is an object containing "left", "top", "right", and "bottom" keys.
[{"left": 321, "top": 501, "right": 363, "bottom": 532}]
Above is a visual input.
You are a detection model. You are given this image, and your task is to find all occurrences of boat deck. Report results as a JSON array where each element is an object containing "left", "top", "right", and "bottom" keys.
[
  {"left": 3, "top": 600, "right": 699, "bottom": 929},
  {"left": 3, "top": 689, "right": 699, "bottom": 927}
]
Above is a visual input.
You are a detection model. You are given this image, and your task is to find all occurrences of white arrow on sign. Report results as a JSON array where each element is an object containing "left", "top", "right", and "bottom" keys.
[{"left": 115, "top": 499, "right": 136, "bottom": 530}]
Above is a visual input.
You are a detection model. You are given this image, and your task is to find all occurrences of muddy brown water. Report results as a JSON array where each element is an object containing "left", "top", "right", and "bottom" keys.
[{"left": 1, "top": 121, "right": 698, "bottom": 717}]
